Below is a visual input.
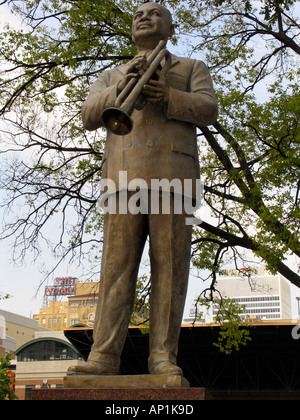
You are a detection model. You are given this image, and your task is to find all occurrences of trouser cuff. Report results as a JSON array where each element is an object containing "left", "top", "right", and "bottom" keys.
[
  {"left": 148, "top": 351, "right": 177, "bottom": 367},
  {"left": 88, "top": 352, "right": 121, "bottom": 370}
]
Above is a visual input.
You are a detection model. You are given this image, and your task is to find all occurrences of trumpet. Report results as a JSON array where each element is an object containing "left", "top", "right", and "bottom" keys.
[{"left": 101, "top": 40, "right": 171, "bottom": 136}]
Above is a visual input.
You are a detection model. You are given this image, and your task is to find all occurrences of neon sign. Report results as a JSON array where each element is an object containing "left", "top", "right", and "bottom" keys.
[{"left": 44, "top": 277, "right": 77, "bottom": 297}]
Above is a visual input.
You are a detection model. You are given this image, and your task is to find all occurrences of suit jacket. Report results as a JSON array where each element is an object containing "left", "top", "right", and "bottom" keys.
[{"left": 82, "top": 54, "right": 218, "bottom": 202}]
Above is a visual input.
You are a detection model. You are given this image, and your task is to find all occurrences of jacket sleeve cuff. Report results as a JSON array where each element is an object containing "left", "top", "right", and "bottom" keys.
[{"left": 166, "top": 87, "right": 218, "bottom": 127}]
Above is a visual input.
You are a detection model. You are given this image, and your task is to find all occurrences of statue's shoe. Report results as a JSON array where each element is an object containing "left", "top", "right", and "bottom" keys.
[
  {"left": 149, "top": 360, "right": 183, "bottom": 376},
  {"left": 67, "top": 360, "right": 118, "bottom": 376}
]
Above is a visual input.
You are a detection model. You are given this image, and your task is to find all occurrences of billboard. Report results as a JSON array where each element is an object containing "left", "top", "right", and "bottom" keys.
[{"left": 44, "top": 277, "right": 77, "bottom": 297}]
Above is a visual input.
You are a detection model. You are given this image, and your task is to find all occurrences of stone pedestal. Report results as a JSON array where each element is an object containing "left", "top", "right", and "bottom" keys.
[
  {"left": 64, "top": 374, "right": 190, "bottom": 389},
  {"left": 31, "top": 374, "right": 212, "bottom": 400},
  {"left": 32, "top": 387, "right": 212, "bottom": 401}
]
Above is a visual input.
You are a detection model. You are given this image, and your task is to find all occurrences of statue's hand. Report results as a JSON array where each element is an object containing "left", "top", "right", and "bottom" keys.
[
  {"left": 142, "top": 70, "right": 170, "bottom": 104},
  {"left": 117, "top": 56, "right": 146, "bottom": 95}
]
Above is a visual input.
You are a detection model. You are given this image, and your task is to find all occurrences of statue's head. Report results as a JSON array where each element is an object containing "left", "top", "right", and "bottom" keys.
[{"left": 132, "top": 2, "right": 174, "bottom": 49}]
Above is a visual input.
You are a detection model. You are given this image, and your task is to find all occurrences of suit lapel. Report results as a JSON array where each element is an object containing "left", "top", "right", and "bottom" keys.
[{"left": 169, "top": 54, "right": 180, "bottom": 68}]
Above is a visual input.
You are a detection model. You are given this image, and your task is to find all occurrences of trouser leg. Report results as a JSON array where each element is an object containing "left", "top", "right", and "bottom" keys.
[
  {"left": 148, "top": 194, "right": 192, "bottom": 371},
  {"left": 89, "top": 194, "right": 147, "bottom": 369}
]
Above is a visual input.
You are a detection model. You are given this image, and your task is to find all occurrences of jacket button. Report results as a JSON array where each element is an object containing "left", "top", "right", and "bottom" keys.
[
  {"left": 146, "top": 119, "right": 153, "bottom": 126},
  {"left": 147, "top": 141, "right": 154, "bottom": 148},
  {"left": 124, "top": 140, "right": 132, "bottom": 148}
]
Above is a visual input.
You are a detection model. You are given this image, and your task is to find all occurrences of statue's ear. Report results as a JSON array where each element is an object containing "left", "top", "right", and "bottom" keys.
[{"left": 169, "top": 24, "right": 175, "bottom": 38}]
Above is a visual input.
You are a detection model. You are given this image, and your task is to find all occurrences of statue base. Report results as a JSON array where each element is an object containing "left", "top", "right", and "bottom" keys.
[
  {"left": 63, "top": 374, "right": 190, "bottom": 389},
  {"left": 31, "top": 374, "right": 213, "bottom": 400}
]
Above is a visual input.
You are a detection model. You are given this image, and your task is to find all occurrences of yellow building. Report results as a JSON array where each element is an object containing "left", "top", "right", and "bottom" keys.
[{"left": 33, "top": 280, "right": 100, "bottom": 331}]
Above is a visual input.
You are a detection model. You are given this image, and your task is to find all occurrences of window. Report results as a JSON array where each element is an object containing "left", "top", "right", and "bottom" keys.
[
  {"left": 16, "top": 339, "right": 82, "bottom": 362},
  {"left": 69, "top": 300, "right": 82, "bottom": 306},
  {"left": 87, "top": 299, "right": 98, "bottom": 306},
  {"left": 25, "top": 385, "right": 35, "bottom": 401}
]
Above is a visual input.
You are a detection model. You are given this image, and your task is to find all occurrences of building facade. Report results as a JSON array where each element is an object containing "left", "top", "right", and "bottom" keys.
[
  {"left": 33, "top": 280, "right": 100, "bottom": 331},
  {"left": 0, "top": 315, "right": 16, "bottom": 358},
  {"left": 0, "top": 309, "right": 49, "bottom": 350},
  {"left": 14, "top": 331, "right": 82, "bottom": 400},
  {"left": 185, "top": 268, "right": 293, "bottom": 324},
  {"left": 0, "top": 310, "right": 51, "bottom": 399},
  {"left": 215, "top": 269, "right": 292, "bottom": 321}
]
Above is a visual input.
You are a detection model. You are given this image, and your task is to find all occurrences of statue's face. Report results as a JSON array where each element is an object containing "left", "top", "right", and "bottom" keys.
[{"left": 132, "top": 3, "right": 173, "bottom": 48}]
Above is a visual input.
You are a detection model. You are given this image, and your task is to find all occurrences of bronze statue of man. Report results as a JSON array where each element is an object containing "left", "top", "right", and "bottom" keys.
[{"left": 68, "top": 2, "right": 218, "bottom": 377}]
